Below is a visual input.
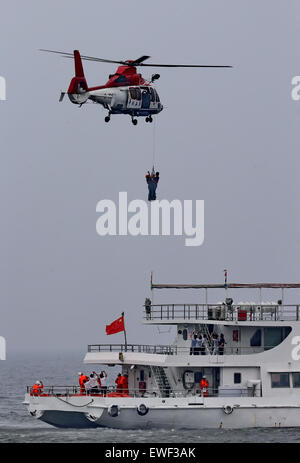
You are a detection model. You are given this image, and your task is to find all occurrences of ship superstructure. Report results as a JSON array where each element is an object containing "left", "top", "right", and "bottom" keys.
[{"left": 24, "top": 279, "right": 300, "bottom": 429}]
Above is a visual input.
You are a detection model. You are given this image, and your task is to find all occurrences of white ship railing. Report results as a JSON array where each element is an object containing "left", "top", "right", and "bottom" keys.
[
  {"left": 144, "top": 303, "right": 300, "bottom": 321},
  {"left": 88, "top": 344, "right": 176, "bottom": 354},
  {"left": 26, "top": 385, "right": 256, "bottom": 398},
  {"left": 87, "top": 344, "right": 284, "bottom": 355}
]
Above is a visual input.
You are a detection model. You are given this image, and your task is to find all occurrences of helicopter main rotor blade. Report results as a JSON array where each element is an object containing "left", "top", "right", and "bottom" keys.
[
  {"left": 74, "top": 57, "right": 232, "bottom": 68},
  {"left": 40, "top": 49, "right": 232, "bottom": 68},
  {"left": 128, "top": 55, "right": 151, "bottom": 65},
  {"left": 40, "top": 49, "right": 130, "bottom": 66},
  {"left": 138, "top": 63, "right": 232, "bottom": 68}
]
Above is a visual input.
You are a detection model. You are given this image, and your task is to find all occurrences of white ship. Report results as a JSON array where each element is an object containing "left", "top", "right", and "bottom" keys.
[{"left": 24, "top": 279, "right": 300, "bottom": 429}]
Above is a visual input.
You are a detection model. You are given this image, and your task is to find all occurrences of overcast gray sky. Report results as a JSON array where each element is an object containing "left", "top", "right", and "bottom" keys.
[{"left": 1, "top": 0, "right": 300, "bottom": 353}]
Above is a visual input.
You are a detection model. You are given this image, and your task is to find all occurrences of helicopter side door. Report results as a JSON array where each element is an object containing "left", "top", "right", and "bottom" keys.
[
  {"left": 141, "top": 87, "right": 151, "bottom": 109},
  {"left": 127, "top": 87, "right": 142, "bottom": 110},
  {"left": 149, "top": 87, "right": 159, "bottom": 110}
]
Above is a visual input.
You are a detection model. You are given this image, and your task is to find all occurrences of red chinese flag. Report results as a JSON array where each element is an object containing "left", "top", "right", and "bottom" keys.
[{"left": 105, "top": 315, "right": 125, "bottom": 335}]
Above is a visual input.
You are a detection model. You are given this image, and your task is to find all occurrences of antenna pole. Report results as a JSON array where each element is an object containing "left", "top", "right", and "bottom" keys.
[{"left": 151, "top": 271, "right": 154, "bottom": 304}]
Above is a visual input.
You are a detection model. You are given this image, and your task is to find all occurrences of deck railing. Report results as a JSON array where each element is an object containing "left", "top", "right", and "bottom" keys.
[
  {"left": 26, "top": 385, "right": 254, "bottom": 399},
  {"left": 88, "top": 344, "right": 177, "bottom": 354},
  {"left": 87, "top": 343, "right": 280, "bottom": 356},
  {"left": 144, "top": 303, "right": 300, "bottom": 322}
]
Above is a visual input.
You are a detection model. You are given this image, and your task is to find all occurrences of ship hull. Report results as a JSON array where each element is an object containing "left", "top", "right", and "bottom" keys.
[{"left": 24, "top": 394, "right": 300, "bottom": 429}]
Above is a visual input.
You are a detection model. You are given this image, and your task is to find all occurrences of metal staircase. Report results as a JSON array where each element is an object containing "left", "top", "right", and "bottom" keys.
[
  {"left": 199, "top": 324, "right": 213, "bottom": 354},
  {"left": 151, "top": 366, "right": 173, "bottom": 397}
]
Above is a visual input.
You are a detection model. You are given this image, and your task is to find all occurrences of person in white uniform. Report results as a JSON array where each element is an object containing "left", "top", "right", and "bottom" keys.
[{"left": 99, "top": 371, "right": 108, "bottom": 396}]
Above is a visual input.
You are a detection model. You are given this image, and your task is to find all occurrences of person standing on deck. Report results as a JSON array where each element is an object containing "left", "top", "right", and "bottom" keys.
[
  {"left": 212, "top": 333, "right": 219, "bottom": 355},
  {"left": 85, "top": 373, "right": 99, "bottom": 394},
  {"left": 195, "top": 335, "right": 202, "bottom": 355},
  {"left": 99, "top": 371, "right": 108, "bottom": 396},
  {"left": 200, "top": 335, "right": 206, "bottom": 355},
  {"left": 120, "top": 373, "right": 129, "bottom": 394},
  {"left": 115, "top": 373, "right": 122, "bottom": 394},
  {"left": 31, "top": 381, "right": 43, "bottom": 396},
  {"left": 219, "top": 333, "right": 226, "bottom": 355},
  {"left": 78, "top": 372, "right": 89, "bottom": 394},
  {"left": 190, "top": 334, "right": 197, "bottom": 355},
  {"left": 145, "top": 298, "right": 152, "bottom": 320},
  {"left": 200, "top": 376, "right": 209, "bottom": 397}
]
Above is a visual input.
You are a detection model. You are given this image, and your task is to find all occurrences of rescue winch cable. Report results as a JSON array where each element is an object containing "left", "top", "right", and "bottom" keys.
[{"left": 152, "top": 116, "right": 156, "bottom": 168}]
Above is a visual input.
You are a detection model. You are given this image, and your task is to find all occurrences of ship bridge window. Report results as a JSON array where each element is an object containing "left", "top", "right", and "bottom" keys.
[
  {"left": 271, "top": 373, "right": 290, "bottom": 388},
  {"left": 292, "top": 373, "right": 300, "bottom": 387},
  {"left": 250, "top": 329, "right": 262, "bottom": 347},
  {"left": 264, "top": 327, "right": 292, "bottom": 351}
]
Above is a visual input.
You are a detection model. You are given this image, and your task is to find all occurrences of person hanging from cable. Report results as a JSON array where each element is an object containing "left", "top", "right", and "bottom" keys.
[{"left": 146, "top": 167, "right": 159, "bottom": 201}]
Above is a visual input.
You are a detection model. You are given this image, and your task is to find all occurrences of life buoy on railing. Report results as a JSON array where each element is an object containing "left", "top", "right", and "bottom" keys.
[
  {"left": 223, "top": 405, "right": 234, "bottom": 415},
  {"left": 137, "top": 403, "right": 149, "bottom": 416},
  {"left": 108, "top": 404, "right": 120, "bottom": 417}
]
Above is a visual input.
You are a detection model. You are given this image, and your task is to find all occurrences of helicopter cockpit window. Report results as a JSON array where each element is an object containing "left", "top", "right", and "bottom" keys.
[
  {"left": 115, "top": 75, "right": 127, "bottom": 84},
  {"left": 129, "top": 88, "right": 137, "bottom": 100},
  {"left": 136, "top": 88, "right": 141, "bottom": 100},
  {"left": 153, "top": 88, "right": 160, "bottom": 103},
  {"left": 149, "top": 88, "right": 155, "bottom": 102}
]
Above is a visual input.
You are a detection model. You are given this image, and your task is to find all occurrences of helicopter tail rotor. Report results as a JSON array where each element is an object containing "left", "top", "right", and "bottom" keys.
[{"left": 59, "top": 92, "right": 66, "bottom": 102}]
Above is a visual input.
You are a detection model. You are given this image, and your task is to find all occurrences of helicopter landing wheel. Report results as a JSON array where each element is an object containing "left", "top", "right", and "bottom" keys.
[
  {"left": 148, "top": 115, "right": 153, "bottom": 123},
  {"left": 105, "top": 115, "right": 110, "bottom": 123},
  {"left": 132, "top": 118, "right": 138, "bottom": 126},
  {"left": 145, "top": 117, "right": 149, "bottom": 123}
]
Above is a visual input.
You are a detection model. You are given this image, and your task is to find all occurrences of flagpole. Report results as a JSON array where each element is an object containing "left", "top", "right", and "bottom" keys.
[{"left": 122, "top": 312, "right": 127, "bottom": 351}]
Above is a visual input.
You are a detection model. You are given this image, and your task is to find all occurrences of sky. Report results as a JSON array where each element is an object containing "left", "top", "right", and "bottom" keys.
[{"left": 1, "top": 0, "right": 300, "bottom": 354}]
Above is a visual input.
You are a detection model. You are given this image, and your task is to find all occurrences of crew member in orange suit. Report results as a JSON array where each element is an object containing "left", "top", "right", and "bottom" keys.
[
  {"left": 97, "top": 374, "right": 102, "bottom": 390},
  {"left": 78, "top": 372, "right": 89, "bottom": 394},
  {"left": 200, "top": 376, "right": 209, "bottom": 397},
  {"left": 31, "top": 380, "right": 43, "bottom": 396},
  {"left": 120, "top": 373, "right": 129, "bottom": 395},
  {"left": 115, "top": 373, "right": 122, "bottom": 394}
]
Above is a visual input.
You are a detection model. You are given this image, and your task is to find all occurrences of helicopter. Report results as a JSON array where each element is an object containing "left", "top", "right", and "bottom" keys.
[{"left": 41, "top": 49, "right": 232, "bottom": 125}]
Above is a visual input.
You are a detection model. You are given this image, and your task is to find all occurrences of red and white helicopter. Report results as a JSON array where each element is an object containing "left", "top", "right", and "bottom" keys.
[{"left": 41, "top": 49, "right": 232, "bottom": 125}]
